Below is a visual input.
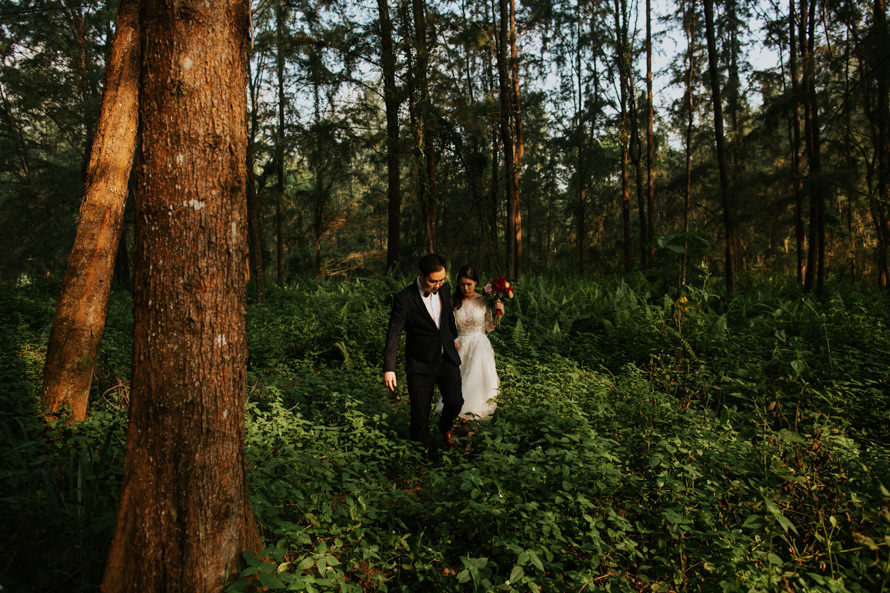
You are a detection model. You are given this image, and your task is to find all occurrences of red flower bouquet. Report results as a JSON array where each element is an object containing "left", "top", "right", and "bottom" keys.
[{"left": 483, "top": 277, "right": 514, "bottom": 324}]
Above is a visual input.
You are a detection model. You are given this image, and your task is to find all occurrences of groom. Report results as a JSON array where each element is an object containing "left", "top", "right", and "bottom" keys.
[{"left": 384, "top": 254, "right": 463, "bottom": 450}]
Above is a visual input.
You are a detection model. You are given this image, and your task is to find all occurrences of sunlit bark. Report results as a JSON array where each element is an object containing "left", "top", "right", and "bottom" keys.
[
  {"left": 41, "top": 0, "right": 139, "bottom": 422},
  {"left": 101, "top": 1, "right": 262, "bottom": 589}
]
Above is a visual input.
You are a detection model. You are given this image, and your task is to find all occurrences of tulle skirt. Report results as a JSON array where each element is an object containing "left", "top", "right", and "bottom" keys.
[{"left": 437, "top": 331, "right": 498, "bottom": 420}]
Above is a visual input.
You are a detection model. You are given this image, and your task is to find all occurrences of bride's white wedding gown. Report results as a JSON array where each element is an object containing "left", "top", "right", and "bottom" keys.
[{"left": 437, "top": 297, "right": 499, "bottom": 420}]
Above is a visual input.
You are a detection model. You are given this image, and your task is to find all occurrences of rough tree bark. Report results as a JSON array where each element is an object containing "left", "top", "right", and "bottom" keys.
[
  {"left": 100, "top": 1, "right": 262, "bottom": 590},
  {"left": 41, "top": 0, "right": 139, "bottom": 422},
  {"left": 703, "top": 0, "right": 735, "bottom": 293}
]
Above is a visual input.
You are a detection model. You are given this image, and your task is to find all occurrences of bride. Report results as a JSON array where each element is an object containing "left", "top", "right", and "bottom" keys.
[{"left": 437, "top": 265, "right": 503, "bottom": 420}]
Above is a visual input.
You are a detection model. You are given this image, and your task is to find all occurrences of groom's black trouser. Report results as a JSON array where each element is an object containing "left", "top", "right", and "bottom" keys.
[{"left": 406, "top": 356, "right": 462, "bottom": 448}]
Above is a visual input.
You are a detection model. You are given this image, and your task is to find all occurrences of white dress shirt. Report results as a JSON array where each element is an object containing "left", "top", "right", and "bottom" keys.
[{"left": 417, "top": 278, "right": 441, "bottom": 328}]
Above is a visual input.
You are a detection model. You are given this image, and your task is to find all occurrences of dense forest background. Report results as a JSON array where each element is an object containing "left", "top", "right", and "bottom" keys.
[{"left": 1, "top": 0, "right": 888, "bottom": 288}]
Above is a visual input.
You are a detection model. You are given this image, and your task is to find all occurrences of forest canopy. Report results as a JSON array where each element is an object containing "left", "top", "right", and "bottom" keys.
[{"left": 1, "top": 0, "right": 887, "bottom": 288}]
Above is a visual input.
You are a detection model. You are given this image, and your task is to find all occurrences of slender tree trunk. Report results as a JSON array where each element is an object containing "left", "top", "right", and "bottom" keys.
[
  {"left": 682, "top": 0, "right": 695, "bottom": 286},
  {"left": 113, "top": 211, "right": 131, "bottom": 289},
  {"left": 484, "top": 0, "right": 501, "bottom": 268},
  {"left": 379, "top": 0, "right": 402, "bottom": 271},
  {"left": 575, "top": 9, "right": 586, "bottom": 274},
  {"left": 703, "top": 0, "right": 735, "bottom": 293},
  {"left": 801, "top": 0, "right": 824, "bottom": 293},
  {"left": 496, "top": 0, "right": 516, "bottom": 275},
  {"left": 508, "top": 0, "right": 523, "bottom": 277},
  {"left": 402, "top": 8, "right": 425, "bottom": 253},
  {"left": 101, "top": 1, "right": 262, "bottom": 590},
  {"left": 246, "top": 141, "right": 265, "bottom": 303},
  {"left": 275, "top": 5, "right": 287, "bottom": 285},
  {"left": 41, "top": 0, "right": 139, "bottom": 422},
  {"left": 872, "top": 0, "right": 890, "bottom": 287},
  {"left": 645, "top": 0, "right": 656, "bottom": 257},
  {"left": 789, "top": 0, "right": 805, "bottom": 285},
  {"left": 614, "top": 0, "right": 632, "bottom": 272},
  {"left": 630, "top": 84, "right": 647, "bottom": 267},
  {"left": 68, "top": 3, "right": 97, "bottom": 181},
  {"left": 246, "top": 57, "right": 266, "bottom": 303},
  {"left": 412, "top": 0, "right": 437, "bottom": 253}
]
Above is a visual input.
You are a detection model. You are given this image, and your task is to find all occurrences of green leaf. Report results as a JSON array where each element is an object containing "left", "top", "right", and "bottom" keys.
[
  {"left": 528, "top": 550, "right": 544, "bottom": 572},
  {"left": 509, "top": 565, "right": 525, "bottom": 583},
  {"left": 765, "top": 499, "right": 798, "bottom": 535}
]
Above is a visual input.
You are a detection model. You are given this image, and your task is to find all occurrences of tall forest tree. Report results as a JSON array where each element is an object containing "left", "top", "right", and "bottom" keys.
[
  {"left": 410, "top": 0, "right": 438, "bottom": 253},
  {"left": 101, "top": 1, "right": 262, "bottom": 590},
  {"left": 703, "top": 0, "right": 736, "bottom": 293},
  {"left": 645, "top": 0, "right": 656, "bottom": 260},
  {"left": 41, "top": 0, "right": 139, "bottom": 422},
  {"left": 275, "top": 3, "right": 289, "bottom": 285},
  {"left": 378, "top": 0, "right": 403, "bottom": 270},
  {"left": 496, "top": 0, "right": 523, "bottom": 278},
  {"left": 613, "top": 0, "right": 633, "bottom": 272},
  {"left": 800, "top": 0, "right": 825, "bottom": 293}
]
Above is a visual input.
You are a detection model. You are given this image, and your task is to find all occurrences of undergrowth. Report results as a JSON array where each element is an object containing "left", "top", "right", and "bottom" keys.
[{"left": 1, "top": 274, "right": 888, "bottom": 592}]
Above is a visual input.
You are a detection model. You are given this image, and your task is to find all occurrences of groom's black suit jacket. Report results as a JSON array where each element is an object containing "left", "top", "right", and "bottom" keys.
[{"left": 383, "top": 281, "right": 461, "bottom": 375}]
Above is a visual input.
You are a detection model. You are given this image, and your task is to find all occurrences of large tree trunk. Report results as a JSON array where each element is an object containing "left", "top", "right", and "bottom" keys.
[
  {"left": 41, "top": 0, "right": 139, "bottom": 422},
  {"left": 101, "top": 1, "right": 262, "bottom": 590},
  {"left": 379, "top": 0, "right": 402, "bottom": 271},
  {"left": 703, "top": 0, "right": 735, "bottom": 293}
]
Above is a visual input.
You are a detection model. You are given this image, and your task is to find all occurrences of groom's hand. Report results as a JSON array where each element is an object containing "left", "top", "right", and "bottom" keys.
[{"left": 384, "top": 371, "right": 397, "bottom": 392}]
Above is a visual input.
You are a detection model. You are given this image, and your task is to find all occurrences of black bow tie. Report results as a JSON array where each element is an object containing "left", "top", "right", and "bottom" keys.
[{"left": 423, "top": 291, "right": 432, "bottom": 298}]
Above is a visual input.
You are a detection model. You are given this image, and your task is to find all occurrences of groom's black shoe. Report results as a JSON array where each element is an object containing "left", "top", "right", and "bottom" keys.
[{"left": 442, "top": 429, "right": 458, "bottom": 448}]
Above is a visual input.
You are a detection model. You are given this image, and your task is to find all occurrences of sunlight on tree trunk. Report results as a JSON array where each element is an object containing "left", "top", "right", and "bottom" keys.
[
  {"left": 41, "top": 0, "right": 139, "bottom": 422},
  {"left": 101, "top": 1, "right": 262, "bottom": 590}
]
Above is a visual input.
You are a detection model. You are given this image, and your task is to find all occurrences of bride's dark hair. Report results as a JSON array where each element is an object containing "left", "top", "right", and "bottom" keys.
[{"left": 453, "top": 265, "right": 480, "bottom": 310}]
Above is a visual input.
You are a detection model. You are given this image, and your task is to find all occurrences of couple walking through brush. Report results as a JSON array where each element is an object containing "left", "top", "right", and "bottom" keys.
[{"left": 383, "top": 254, "right": 505, "bottom": 451}]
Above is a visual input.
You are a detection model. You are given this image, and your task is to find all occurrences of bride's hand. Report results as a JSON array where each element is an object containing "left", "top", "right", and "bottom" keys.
[{"left": 494, "top": 299, "right": 505, "bottom": 316}]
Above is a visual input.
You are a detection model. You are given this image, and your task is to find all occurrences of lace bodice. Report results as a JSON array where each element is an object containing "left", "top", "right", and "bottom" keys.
[{"left": 454, "top": 297, "right": 492, "bottom": 336}]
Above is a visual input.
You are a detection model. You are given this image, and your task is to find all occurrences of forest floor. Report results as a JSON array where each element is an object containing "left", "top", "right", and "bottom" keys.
[{"left": 1, "top": 273, "right": 888, "bottom": 592}]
